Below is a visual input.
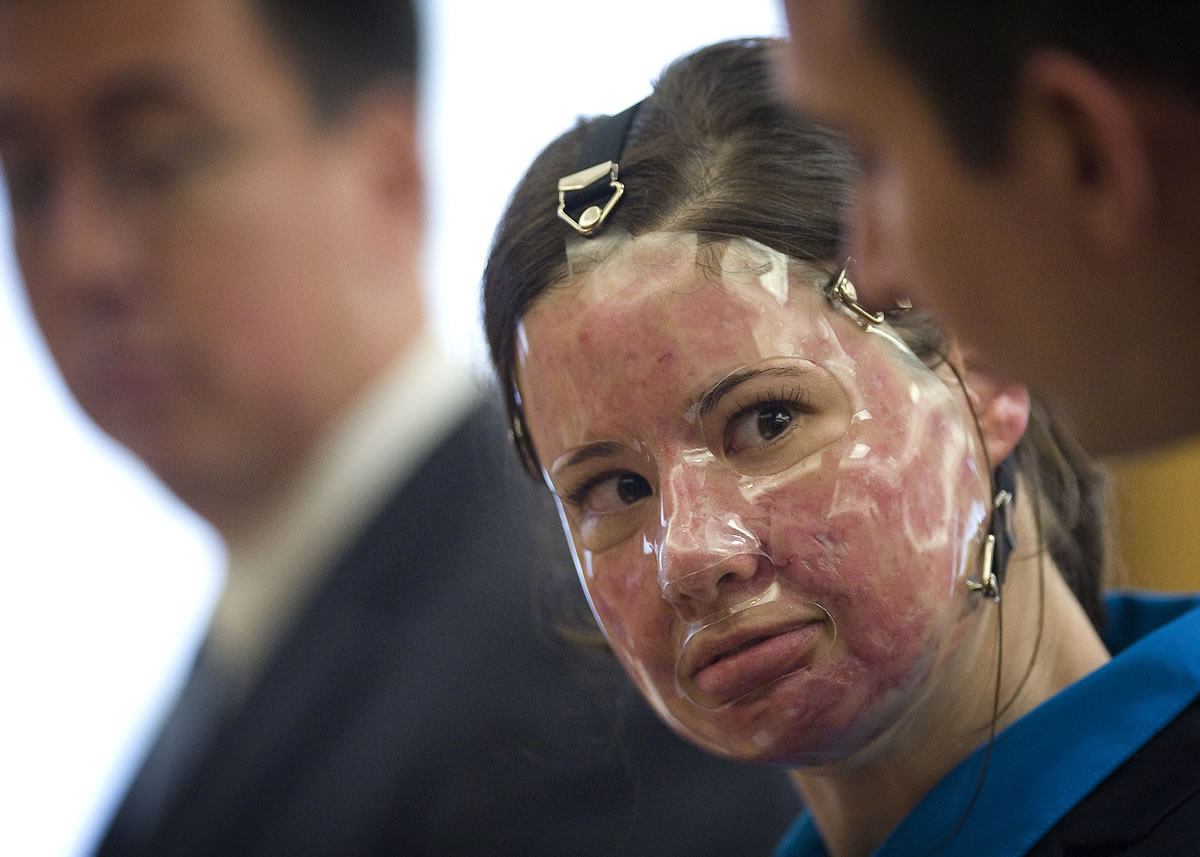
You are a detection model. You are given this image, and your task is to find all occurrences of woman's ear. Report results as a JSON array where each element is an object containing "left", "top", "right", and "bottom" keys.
[{"left": 964, "top": 369, "right": 1031, "bottom": 466}]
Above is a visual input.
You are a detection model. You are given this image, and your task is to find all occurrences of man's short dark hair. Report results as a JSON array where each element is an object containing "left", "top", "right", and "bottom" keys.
[
  {"left": 253, "top": 0, "right": 419, "bottom": 120},
  {"left": 860, "top": 0, "right": 1200, "bottom": 167}
]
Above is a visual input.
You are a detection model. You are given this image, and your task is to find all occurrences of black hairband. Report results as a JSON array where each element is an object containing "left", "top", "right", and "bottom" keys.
[{"left": 556, "top": 100, "right": 643, "bottom": 237}]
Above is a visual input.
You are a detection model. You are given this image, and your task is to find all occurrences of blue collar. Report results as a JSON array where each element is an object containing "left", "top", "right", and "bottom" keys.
[{"left": 774, "top": 592, "right": 1200, "bottom": 857}]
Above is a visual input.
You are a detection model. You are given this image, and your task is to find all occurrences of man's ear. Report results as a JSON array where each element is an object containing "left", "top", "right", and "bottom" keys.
[
  {"left": 343, "top": 84, "right": 424, "bottom": 241},
  {"left": 964, "top": 369, "right": 1031, "bottom": 467},
  {"left": 334, "top": 85, "right": 425, "bottom": 338},
  {"left": 1019, "top": 49, "right": 1156, "bottom": 250}
]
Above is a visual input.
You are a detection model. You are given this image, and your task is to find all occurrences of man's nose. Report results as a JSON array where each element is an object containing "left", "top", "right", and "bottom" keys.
[
  {"left": 35, "top": 170, "right": 140, "bottom": 301},
  {"left": 655, "top": 461, "right": 763, "bottom": 615},
  {"left": 844, "top": 184, "right": 912, "bottom": 311}
]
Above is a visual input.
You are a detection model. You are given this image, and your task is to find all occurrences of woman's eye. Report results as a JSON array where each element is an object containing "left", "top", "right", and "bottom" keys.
[
  {"left": 756, "top": 406, "right": 792, "bottom": 440},
  {"left": 568, "top": 471, "right": 653, "bottom": 516},
  {"left": 725, "top": 401, "right": 799, "bottom": 456},
  {"left": 614, "top": 473, "right": 652, "bottom": 504},
  {"left": 704, "top": 369, "right": 850, "bottom": 476}
]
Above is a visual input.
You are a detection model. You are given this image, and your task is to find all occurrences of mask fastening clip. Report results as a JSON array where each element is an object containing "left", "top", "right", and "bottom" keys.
[
  {"left": 557, "top": 161, "right": 623, "bottom": 236},
  {"left": 968, "top": 455, "right": 1018, "bottom": 601},
  {"left": 556, "top": 100, "right": 643, "bottom": 237},
  {"left": 825, "top": 260, "right": 885, "bottom": 326}
]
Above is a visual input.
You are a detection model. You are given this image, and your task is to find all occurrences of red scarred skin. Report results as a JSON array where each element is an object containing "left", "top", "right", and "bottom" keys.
[{"left": 518, "top": 248, "right": 990, "bottom": 765}]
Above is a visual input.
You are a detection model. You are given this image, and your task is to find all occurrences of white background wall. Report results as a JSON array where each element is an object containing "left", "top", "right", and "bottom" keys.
[{"left": 0, "top": 3, "right": 786, "bottom": 855}]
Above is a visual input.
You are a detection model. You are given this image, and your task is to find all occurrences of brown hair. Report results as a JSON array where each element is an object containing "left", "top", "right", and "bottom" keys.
[{"left": 482, "top": 37, "right": 1108, "bottom": 630}]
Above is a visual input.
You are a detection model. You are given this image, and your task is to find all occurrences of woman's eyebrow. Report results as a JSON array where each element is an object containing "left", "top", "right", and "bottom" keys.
[
  {"left": 558, "top": 440, "right": 628, "bottom": 470},
  {"left": 698, "top": 366, "right": 810, "bottom": 417}
]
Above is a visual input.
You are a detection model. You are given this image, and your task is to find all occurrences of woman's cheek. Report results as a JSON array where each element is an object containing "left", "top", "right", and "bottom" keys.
[
  {"left": 763, "top": 457, "right": 956, "bottom": 667},
  {"left": 589, "top": 555, "right": 679, "bottom": 674}
]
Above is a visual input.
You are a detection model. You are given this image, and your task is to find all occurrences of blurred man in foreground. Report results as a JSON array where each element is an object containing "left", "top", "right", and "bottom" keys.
[
  {"left": 0, "top": 0, "right": 800, "bottom": 853},
  {"left": 780, "top": 0, "right": 1200, "bottom": 456}
]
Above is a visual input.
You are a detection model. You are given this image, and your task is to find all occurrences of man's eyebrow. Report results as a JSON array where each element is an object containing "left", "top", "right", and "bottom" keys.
[
  {"left": 557, "top": 441, "right": 628, "bottom": 471},
  {"left": 698, "top": 365, "right": 812, "bottom": 417},
  {"left": 0, "top": 67, "right": 203, "bottom": 144}
]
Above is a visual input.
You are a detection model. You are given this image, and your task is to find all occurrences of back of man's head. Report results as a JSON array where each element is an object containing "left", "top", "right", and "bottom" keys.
[{"left": 860, "top": 0, "right": 1200, "bottom": 166}]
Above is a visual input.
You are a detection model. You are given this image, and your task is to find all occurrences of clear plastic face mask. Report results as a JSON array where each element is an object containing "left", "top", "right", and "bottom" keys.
[{"left": 516, "top": 233, "right": 991, "bottom": 763}]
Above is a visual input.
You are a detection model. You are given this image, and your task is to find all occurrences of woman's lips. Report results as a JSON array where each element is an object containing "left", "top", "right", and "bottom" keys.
[{"left": 678, "top": 612, "right": 824, "bottom": 709}]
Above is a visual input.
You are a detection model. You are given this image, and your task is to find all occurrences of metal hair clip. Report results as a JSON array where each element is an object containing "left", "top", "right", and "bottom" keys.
[
  {"left": 824, "top": 261, "right": 885, "bottom": 326},
  {"left": 556, "top": 100, "right": 643, "bottom": 238}
]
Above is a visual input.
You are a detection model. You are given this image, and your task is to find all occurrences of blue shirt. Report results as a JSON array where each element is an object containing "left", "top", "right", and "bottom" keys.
[{"left": 773, "top": 592, "right": 1200, "bottom": 857}]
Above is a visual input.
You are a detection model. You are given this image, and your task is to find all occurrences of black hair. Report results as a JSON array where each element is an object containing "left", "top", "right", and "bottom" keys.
[
  {"left": 859, "top": 0, "right": 1200, "bottom": 166},
  {"left": 252, "top": 0, "right": 419, "bottom": 121}
]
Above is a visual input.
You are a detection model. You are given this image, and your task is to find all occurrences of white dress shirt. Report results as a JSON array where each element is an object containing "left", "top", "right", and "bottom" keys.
[{"left": 207, "top": 332, "right": 480, "bottom": 699}]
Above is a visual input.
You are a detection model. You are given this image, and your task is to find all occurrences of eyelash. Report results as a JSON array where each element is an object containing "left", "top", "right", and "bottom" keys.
[
  {"left": 722, "top": 386, "right": 813, "bottom": 455},
  {"left": 562, "top": 469, "right": 631, "bottom": 509},
  {"left": 559, "top": 387, "right": 813, "bottom": 506},
  {"left": 729, "top": 387, "right": 812, "bottom": 420}
]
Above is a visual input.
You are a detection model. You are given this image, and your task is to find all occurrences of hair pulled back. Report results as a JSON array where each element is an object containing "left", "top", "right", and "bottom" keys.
[{"left": 482, "top": 38, "right": 1108, "bottom": 630}]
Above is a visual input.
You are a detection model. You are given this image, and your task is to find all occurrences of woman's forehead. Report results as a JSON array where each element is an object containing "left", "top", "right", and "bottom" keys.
[
  {"left": 523, "top": 235, "right": 846, "bottom": 367},
  {"left": 515, "top": 233, "right": 948, "bottom": 458},
  {"left": 533, "top": 277, "right": 817, "bottom": 364},
  {"left": 559, "top": 231, "right": 825, "bottom": 310}
]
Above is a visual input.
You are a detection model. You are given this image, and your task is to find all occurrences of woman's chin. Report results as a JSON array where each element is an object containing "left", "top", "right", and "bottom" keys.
[{"left": 653, "top": 668, "right": 872, "bottom": 766}]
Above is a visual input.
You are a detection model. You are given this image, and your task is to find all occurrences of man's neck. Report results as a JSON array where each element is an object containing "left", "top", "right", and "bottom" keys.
[{"left": 205, "top": 332, "right": 477, "bottom": 697}]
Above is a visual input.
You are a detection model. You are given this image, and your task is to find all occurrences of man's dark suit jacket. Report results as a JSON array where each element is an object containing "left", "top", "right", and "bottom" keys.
[{"left": 96, "top": 400, "right": 801, "bottom": 856}]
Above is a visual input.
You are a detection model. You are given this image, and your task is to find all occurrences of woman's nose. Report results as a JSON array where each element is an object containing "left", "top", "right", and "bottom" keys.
[{"left": 654, "top": 461, "right": 764, "bottom": 615}]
